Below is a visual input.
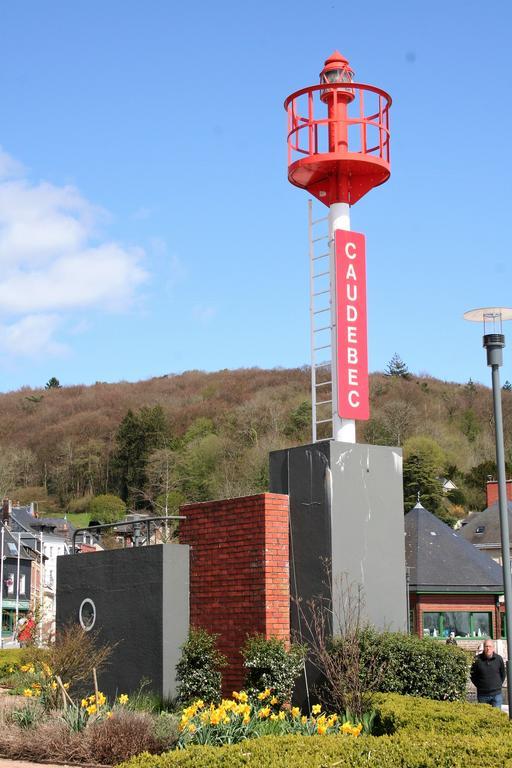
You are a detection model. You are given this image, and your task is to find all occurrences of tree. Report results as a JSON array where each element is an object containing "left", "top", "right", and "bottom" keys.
[
  {"left": 403, "top": 449, "right": 445, "bottom": 516},
  {"left": 88, "top": 494, "right": 126, "bottom": 523},
  {"left": 503, "top": 381, "right": 512, "bottom": 392},
  {"left": 385, "top": 353, "right": 411, "bottom": 379},
  {"left": 382, "top": 400, "right": 416, "bottom": 446},
  {"left": 45, "top": 377, "right": 62, "bottom": 389},
  {"left": 403, "top": 436, "right": 446, "bottom": 475},
  {"left": 112, "top": 406, "right": 171, "bottom": 506}
]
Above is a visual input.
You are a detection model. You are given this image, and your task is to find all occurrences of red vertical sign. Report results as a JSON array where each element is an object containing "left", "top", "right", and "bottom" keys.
[{"left": 335, "top": 230, "right": 369, "bottom": 421}]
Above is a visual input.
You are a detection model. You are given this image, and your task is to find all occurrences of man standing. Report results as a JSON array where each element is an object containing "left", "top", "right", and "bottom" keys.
[{"left": 470, "top": 639, "right": 506, "bottom": 708}]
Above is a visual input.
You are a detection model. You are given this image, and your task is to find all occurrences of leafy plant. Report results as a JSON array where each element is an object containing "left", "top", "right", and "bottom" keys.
[
  {"left": 175, "top": 627, "right": 227, "bottom": 705},
  {"left": 9, "top": 705, "right": 42, "bottom": 729},
  {"left": 242, "top": 635, "right": 306, "bottom": 705}
]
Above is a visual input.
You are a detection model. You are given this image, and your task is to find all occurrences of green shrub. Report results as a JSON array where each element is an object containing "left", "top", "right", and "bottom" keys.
[
  {"left": 88, "top": 493, "right": 126, "bottom": 523},
  {"left": 119, "top": 694, "right": 512, "bottom": 768},
  {"left": 175, "top": 627, "right": 226, "bottom": 705},
  {"left": 242, "top": 635, "right": 306, "bottom": 705},
  {"left": 359, "top": 630, "right": 469, "bottom": 700}
]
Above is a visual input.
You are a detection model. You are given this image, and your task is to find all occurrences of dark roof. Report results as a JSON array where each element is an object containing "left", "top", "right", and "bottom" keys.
[
  {"left": 11, "top": 509, "right": 75, "bottom": 540},
  {"left": 459, "top": 501, "right": 512, "bottom": 547},
  {"left": 405, "top": 502, "right": 503, "bottom": 593},
  {"left": 1, "top": 527, "right": 33, "bottom": 560}
]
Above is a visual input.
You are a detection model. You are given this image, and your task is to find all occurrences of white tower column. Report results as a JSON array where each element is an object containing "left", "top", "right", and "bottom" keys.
[{"left": 329, "top": 202, "right": 356, "bottom": 443}]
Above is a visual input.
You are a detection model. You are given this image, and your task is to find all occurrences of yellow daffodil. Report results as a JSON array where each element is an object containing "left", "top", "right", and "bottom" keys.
[
  {"left": 341, "top": 721, "right": 353, "bottom": 733},
  {"left": 51, "top": 681, "right": 58, "bottom": 690},
  {"left": 20, "top": 664, "right": 30, "bottom": 673},
  {"left": 312, "top": 704, "right": 322, "bottom": 715},
  {"left": 81, "top": 698, "right": 89, "bottom": 708},
  {"left": 188, "top": 723, "right": 196, "bottom": 733},
  {"left": 238, "top": 691, "right": 248, "bottom": 703},
  {"left": 258, "top": 706, "right": 271, "bottom": 719},
  {"left": 86, "top": 704, "right": 97, "bottom": 715},
  {"left": 31, "top": 682, "right": 41, "bottom": 690},
  {"left": 28, "top": 666, "right": 35, "bottom": 674},
  {"left": 23, "top": 688, "right": 33, "bottom": 697},
  {"left": 106, "top": 711, "right": 113, "bottom": 719},
  {"left": 278, "top": 710, "right": 286, "bottom": 720},
  {"left": 270, "top": 713, "right": 278, "bottom": 721},
  {"left": 270, "top": 695, "right": 279, "bottom": 705},
  {"left": 291, "top": 706, "right": 300, "bottom": 718},
  {"left": 317, "top": 724, "right": 327, "bottom": 735},
  {"left": 257, "top": 688, "right": 271, "bottom": 700},
  {"left": 301, "top": 715, "right": 307, "bottom": 724},
  {"left": 63, "top": 682, "right": 70, "bottom": 690},
  {"left": 232, "top": 691, "right": 240, "bottom": 700},
  {"left": 242, "top": 715, "right": 250, "bottom": 725},
  {"left": 8, "top": 666, "right": 14, "bottom": 673},
  {"left": 118, "top": 693, "right": 129, "bottom": 705}
]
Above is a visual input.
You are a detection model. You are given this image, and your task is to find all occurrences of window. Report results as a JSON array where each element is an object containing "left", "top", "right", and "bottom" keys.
[
  {"left": 475, "top": 526, "right": 485, "bottom": 534},
  {"left": 19, "top": 574, "right": 26, "bottom": 596},
  {"left": 422, "top": 611, "right": 492, "bottom": 639},
  {"left": 7, "top": 542, "right": 17, "bottom": 555},
  {"left": 6, "top": 573, "right": 14, "bottom": 595}
]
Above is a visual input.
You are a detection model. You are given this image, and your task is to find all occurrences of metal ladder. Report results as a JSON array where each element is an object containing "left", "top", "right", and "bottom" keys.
[{"left": 308, "top": 199, "right": 333, "bottom": 442}]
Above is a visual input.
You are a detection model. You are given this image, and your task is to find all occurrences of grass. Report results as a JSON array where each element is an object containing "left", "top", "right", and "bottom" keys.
[{"left": 39, "top": 511, "right": 91, "bottom": 529}]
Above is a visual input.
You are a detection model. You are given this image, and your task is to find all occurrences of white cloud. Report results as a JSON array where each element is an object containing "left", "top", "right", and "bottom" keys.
[
  {"left": 0, "top": 315, "right": 67, "bottom": 358},
  {"left": 0, "top": 147, "right": 149, "bottom": 357}
]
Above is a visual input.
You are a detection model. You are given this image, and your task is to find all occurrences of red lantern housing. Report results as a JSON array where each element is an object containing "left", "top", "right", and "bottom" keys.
[{"left": 284, "top": 51, "right": 391, "bottom": 207}]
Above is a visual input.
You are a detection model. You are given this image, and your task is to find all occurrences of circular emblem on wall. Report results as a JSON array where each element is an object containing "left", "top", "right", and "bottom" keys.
[{"left": 79, "top": 598, "right": 96, "bottom": 631}]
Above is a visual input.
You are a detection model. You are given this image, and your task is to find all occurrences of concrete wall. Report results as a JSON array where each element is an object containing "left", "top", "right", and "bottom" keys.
[
  {"left": 56, "top": 544, "right": 189, "bottom": 700},
  {"left": 269, "top": 440, "right": 407, "bottom": 703},
  {"left": 330, "top": 441, "right": 407, "bottom": 632}
]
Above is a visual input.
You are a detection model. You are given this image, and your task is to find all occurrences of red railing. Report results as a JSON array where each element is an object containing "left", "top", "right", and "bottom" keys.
[{"left": 284, "top": 82, "right": 391, "bottom": 167}]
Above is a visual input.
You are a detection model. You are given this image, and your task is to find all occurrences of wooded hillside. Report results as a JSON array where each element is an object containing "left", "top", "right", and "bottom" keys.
[{"left": 0, "top": 363, "right": 510, "bottom": 523}]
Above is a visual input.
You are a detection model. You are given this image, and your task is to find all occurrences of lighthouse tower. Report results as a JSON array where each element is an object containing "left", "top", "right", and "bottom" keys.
[
  {"left": 284, "top": 52, "right": 391, "bottom": 442},
  {"left": 271, "top": 55, "right": 405, "bottom": 705}
]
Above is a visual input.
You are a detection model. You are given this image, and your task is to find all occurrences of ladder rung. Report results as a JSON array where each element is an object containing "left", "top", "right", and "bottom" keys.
[
  {"left": 315, "top": 380, "right": 332, "bottom": 387},
  {"left": 312, "top": 235, "right": 328, "bottom": 242},
  {"left": 312, "top": 216, "right": 328, "bottom": 225},
  {"left": 314, "top": 344, "right": 330, "bottom": 351},
  {"left": 313, "top": 289, "right": 329, "bottom": 297},
  {"left": 316, "top": 399, "right": 332, "bottom": 406},
  {"left": 316, "top": 418, "right": 332, "bottom": 425},
  {"left": 314, "top": 325, "right": 331, "bottom": 332},
  {"left": 313, "top": 270, "right": 329, "bottom": 279},
  {"left": 313, "top": 252, "right": 329, "bottom": 260},
  {"left": 313, "top": 307, "right": 330, "bottom": 315},
  {"left": 315, "top": 361, "right": 331, "bottom": 368}
]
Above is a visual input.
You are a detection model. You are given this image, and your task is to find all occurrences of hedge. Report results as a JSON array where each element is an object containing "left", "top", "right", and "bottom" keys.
[
  {"left": 120, "top": 694, "right": 512, "bottom": 768},
  {"left": 358, "top": 630, "right": 469, "bottom": 700}
]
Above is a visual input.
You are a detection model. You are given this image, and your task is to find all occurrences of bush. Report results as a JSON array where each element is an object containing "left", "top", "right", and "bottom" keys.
[
  {"left": 359, "top": 631, "right": 469, "bottom": 700},
  {"left": 242, "top": 635, "right": 306, "bottom": 705},
  {"left": 119, "top": 694, "right": 512, "bottom": 768},
  {"left": 88, "top": 494, "right": 126, "bottom": 524},
  {"left": 24, "top": 623, "right": 114, "bottom": 695},
  {"left": 175, "top": 627, "right": 226, "bottom": 705}
]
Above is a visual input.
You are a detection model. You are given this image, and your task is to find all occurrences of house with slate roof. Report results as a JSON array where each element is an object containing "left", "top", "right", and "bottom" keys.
[
  {"left": 459, "top": 500, "right": 512, "bottom": 567},
  {"left": 405, "top": 502, "right": 504, "bottom": 640}
]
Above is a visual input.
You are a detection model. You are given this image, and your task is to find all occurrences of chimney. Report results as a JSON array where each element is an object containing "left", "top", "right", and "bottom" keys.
[
  {"left": 1, "top": 498, "right": 11, "bottom": 525},
  {"left": 486, "top": 480, "right": 512, "bottom": 508}
]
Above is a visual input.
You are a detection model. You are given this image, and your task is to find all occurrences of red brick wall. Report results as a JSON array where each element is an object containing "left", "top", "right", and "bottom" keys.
[
  {"left": 179, "top": 493, "right": 290, "bottom": 695},
  {"left": 486, "top": 480, "right": 512, "bottom": 507},
  {"left": 410, "top": 593, "right": 500, "bottom": 639}
]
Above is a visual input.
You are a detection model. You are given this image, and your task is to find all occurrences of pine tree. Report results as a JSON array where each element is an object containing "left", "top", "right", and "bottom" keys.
[
  {"left": 385, "top": 353, "right": 411, "bottom": 379},
  {"left": 503, "top": 380, "right": 512, "bottom": 392},
  {"left": 403, "top": 450, "right": 444, "bottom": 515},
  {"left": 112, "top": 405, "right": 170, "bottom": 506},
  {"left": 45, "top": 377, "right": 62, "bottom": 389}
]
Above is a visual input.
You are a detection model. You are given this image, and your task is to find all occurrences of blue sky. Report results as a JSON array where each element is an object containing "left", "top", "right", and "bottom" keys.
[{"left": 0, "top": 0, "right": 510, "bottom": 391}]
